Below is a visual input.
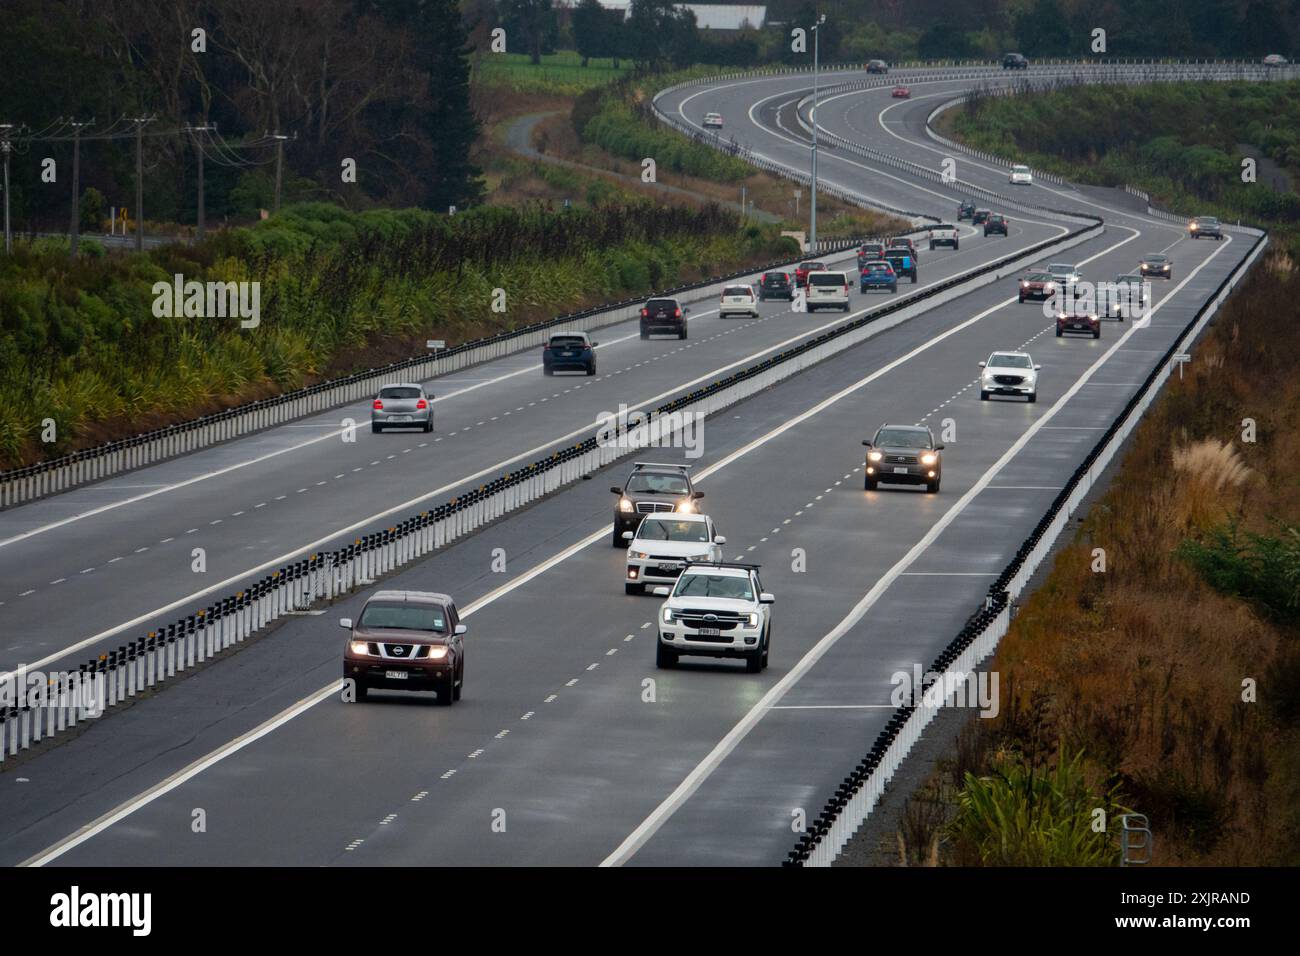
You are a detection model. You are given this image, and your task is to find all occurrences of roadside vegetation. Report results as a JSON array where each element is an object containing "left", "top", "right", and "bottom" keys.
[
  {"left": 0, "top": 201, "right": 801, "bottom": 469},
  {"left": 890, "top": 253, "right": 1300, "bottom": 867},
  {"left": 946, "top": 80, "right": 1300, "bottom": 250},
  {"left": 474, "top": 50, "right": 632, "bottom": 96}
]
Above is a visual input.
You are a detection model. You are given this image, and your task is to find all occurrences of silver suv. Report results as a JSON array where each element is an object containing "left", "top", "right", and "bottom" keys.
[{"left": 653, "top": 562, "right": 774, "bottom": 672}]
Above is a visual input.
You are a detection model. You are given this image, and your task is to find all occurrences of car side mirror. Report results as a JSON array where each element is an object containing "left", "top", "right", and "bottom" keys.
[
  {"left": 759, "top": 593, "right": 775, "bottom": 604},
  {"left": 652, "top": 586, "right": 671, "bottom": 597},
  {"left": 454, "top": 624, "right": 467, "bottom": 636},
  {"left": 935, "top": 444, "right": 945, "bottom": 451},
  {"left": 861, "top": 440, "right": 872, "bottom": 447},
  {"left": 622, "top": 531, "right": 634, "bottom": 541},
  {"left": 1033, "top": 364, "right": 1042, "bottom": 370},
  {"left": 714, "top": 535, "right": 727, "bottom": 545},
  {"left": 339, "top": 618, "right": 352, "bottom": 630},
  {"left": 978, "top": 361, "right": 986, "bottom": 367},
  {"left": 610, "top": 486, "right": 622, "bottom": 495},
  {"left": 692, "top": 490, "right": 704, "bottom": 499},
  {"left": 591, "top": 341, "right": 599, "bottom": 347}
]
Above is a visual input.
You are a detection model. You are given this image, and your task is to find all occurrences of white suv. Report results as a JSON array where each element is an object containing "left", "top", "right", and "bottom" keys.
[
  {"left": 623, "top": 513, "right": 725, "bottom": 594},
  {"left": 805, "top": 270, "right": 851, "bottom": 312},
  {"left": 719, "top": 284, "right": 759, "bottom": 318},
  {"left": 979, "top": 351, "right": 1040, "bottom": 402},
  {"left": 653, "top": 563, "right": 774, "bottom": 672},
  {"left": 1009, "top": 164, "right": 1033, "bottom": 185}
]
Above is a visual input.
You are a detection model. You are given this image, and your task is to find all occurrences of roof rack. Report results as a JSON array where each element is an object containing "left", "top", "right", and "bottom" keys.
[
  {"left": 631, "top": 461, "right": 691, "bottom": 471},
  {"left": 682, "top": 561, "right": 761, "bottom": 571}
]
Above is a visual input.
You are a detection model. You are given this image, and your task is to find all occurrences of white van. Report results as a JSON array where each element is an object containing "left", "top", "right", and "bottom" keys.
[{"left": 805, "top": 270, "right": 851, "bottom": 312}]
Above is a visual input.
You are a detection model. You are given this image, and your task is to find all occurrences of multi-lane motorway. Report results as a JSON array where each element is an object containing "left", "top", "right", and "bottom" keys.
[{"left": 0, "top": 65, "right": 1262, "bottom": 866}]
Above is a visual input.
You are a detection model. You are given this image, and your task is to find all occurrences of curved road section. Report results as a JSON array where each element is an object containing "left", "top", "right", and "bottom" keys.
[{"left": 0, "top": 64, "right": 1263, "bottom": 867}]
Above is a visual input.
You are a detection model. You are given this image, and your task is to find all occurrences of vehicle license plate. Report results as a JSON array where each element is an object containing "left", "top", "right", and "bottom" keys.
[{"left": 385, "top": 670, "right": 408, "bottom": 680}]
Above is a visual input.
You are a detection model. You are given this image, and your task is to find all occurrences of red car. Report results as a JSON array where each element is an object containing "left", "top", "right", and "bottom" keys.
[
  {"left": 1056, "top": 309, "right": 1100, "bottom": 339},
  {"left": 891, "top": 85, "right": 911, "bottom": 98},
  {"left": 1018, "top": 271, "right": 1057, "bottom": 303},
  {"left": 794, "top": 260, "right": 826, "bottom": 287}
]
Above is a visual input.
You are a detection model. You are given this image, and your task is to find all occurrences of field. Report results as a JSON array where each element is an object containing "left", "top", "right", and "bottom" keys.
[{"left": 474, "top": 51, "right": 632, "bottom": 96}]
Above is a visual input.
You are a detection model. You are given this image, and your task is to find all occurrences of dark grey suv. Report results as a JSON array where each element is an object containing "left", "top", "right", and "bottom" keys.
[
  {"left": 862, "top": 424, "right": 944, "bottom": 493},
  {"left": 610, "top": 462, "right": 703, "bottom": 547},
  {"left": 341, "top": 590, "right": 467, "bottom": 704}
]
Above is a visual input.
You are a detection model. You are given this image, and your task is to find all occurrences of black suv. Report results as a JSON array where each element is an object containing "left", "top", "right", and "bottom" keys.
[
  {"left": 863, "top": 424, "right": 943, "bottom": 493},
  {"left": 1003, "top": 52, "right": 1028, "bottom": 69},
  {"left": 883, "top": 248, "right": 917, "bottom": 283},
  {"left": 610, "top": 462, "right": 703, "bottom": 547},
  {"left": 542, "top": 332, "right": 597, "bottom": 376},
  {"left": 641, "top": 297, "right": 689, "bottom": 339},
  {"left": 758, "top": 270, "right": 794, "bottom": 301},
  {"left": 984, "top": 213, "right": 1008, "bottom": 236},
  {"left": 957, "top": 199, "right": 978, "bottom": 220}
]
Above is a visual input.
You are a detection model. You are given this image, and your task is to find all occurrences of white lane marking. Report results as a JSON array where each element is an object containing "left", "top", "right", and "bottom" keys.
[
  {"left": 544, "top": 695, "right": 558, "bottom": 703},
  {"left": 600, "top": 235, "right": 1234, "bottom": 866},
  {"left": 22, "top": 223, "right": 1183, "bottom": 862}
]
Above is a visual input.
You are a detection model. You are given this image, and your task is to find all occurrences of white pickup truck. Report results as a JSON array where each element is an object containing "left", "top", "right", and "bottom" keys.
[{"left": 928, "top": 223, "right": 959, "bottom": 251}]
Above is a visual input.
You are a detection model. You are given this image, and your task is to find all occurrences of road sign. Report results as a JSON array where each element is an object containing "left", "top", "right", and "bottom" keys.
[{"left": 426, "top": 339, "right": 445, "bottom": 350}]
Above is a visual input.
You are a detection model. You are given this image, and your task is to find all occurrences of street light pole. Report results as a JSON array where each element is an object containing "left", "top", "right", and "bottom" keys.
[
  {"left": 810, "top": 13, "right": 825, "bottom": 254},
  {"left": 0, "top": 124, "right": 12, "bottom": 255}
]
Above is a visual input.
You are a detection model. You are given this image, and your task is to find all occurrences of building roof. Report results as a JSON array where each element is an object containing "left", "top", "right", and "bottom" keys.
[{"left": 554, "top": 1, "right": 766, "bottom": 30}]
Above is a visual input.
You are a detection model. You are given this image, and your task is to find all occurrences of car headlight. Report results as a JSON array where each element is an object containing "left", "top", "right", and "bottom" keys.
[
  {"left": 349, "top": 641, "right": 370, "bottom": 656},
  {"left": 867, "top": 450, "right": 883, "bottom": 462},
  {"left": 628, "top": 550, "right": 649, "bottom": 560},
  {"left": 619, "top": 497, "right": 634, "bottom": 512},
  {"left": 662, "top": 606, "right": 676, "bottom": 623},
  {"left": 745, "top": 612, "right": 760, "bottom": 628},
  {"left": 426, "top": 646, "right": 449, "bottom": 660},
  {"left": 676, "top": 499, "right": 696, "bottom": 514},
  {"left": 920, "top": 452, "right": 938, "bottom": 466}
]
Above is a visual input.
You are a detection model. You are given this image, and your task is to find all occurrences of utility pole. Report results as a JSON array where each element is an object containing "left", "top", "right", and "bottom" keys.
[
  {"left": 128, "top": 116, "right": 153, "bottom": 252},
  {"left": 271, "top": 133, "right": 290, "bottom": 214},
  {"left": 810, "top": 13, "right": 825, "bottom": 253},
  {"left": 67, "top": 119, "right": 93, "bottom": 258},
  {"left": 185, "top": 123, "right": 215, "bottom": 239},
  {"left": 0, "top": 124, "right": 12, "bottom": 254}
]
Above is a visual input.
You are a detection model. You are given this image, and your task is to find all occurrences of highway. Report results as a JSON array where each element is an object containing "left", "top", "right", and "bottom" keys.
[{"left": 0, "top": 64, "right": 1262, "bottom": 867}]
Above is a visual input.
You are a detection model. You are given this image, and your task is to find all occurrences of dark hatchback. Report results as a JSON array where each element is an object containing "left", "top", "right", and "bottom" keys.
[
  {"left": 758, "top": 270, "right": 794, "bottom": 301},
  {"left": 984, "top": 213, "right": 1009, "bottom": 236},
  {"left": 542, "top": 332, "right": 597, "bottom": 375},
  {"left": 341, "top": 590, "right": 467, "bottom": 704},
  {"left": 958, "top": 199, "right": 978, "bottom": 220},
  {"left": 640, "top": 297, "right": 689, "bottom": 339},
  {"left": 860, "top": 261, "right": 898, "bottom": 292},
  {"left": 863, "top": 424, "right": 943, "bottom": 493}
]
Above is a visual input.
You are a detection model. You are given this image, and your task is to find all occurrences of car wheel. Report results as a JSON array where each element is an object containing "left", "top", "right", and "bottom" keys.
[
  {"left": 864, "top": 476, "right": 878, "bottom": 491},
  {"left": 625, "top": 582, "right": 644, "bottom": 596},
  {"left": 679, "top": 328, "right": 687, "bottom": 340},
  {"left": 544, "top": 367, "right": 554, "bottom": 376},
  {"left": 1055, "top": 326, "right": 1063, "bottom": 337},
  {"left": 1093, "top": 328, "right": 1101, "bottom": 339},
  {"left": 612, "top": 526, "right": 627, "bottom": 548},
  {"left": 926, "top": 479, "right": 940, "bottom": 494},
  {"left": 911, "top": 275, "right": 917, "bottom": 283},
  {"left": 929, "top": 242, "right": 936, "bottom": 251},
  {"left": 453, "top": 663, "right": 463, "bottom": 701},
  {"left": 640, "top": 329, "right": 649, "bottom": 340},
  {"left": 351, "top": 678, "right": 368, "bottom": 702},
  {"left": 656, "top": 641, "right": 678, "bottom": 669},
  {"left": 761, "top": 628, "right": 770, "bottom": 669},
  {"left": 980, "top": 390, "right": 989, "bottom": 401},
  {"left": 1018, "top": 294, "right": 1025, "bottom": 303},
  {"left": 371, "top": 423, "right": 382, "bottom": 433},
  {"left": 954, "top": 241, "right": 959, "bottom": 250},
  {"left": 438, "top": 671, "right": 455, "bottom": 706},
  {"left": 1028, "top": 392, "right": 1037, "bottom": 403},
  {"left": 586, "top": 364, "right": 596, "bottom": 376},
  {"left": 423, "top": 419, "right": 433, "bottom": 433}
]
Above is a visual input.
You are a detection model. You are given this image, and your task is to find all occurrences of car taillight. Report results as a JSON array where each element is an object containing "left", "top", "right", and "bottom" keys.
[
  {"left": 373, "top": 399, "right": 383, "bottom": 410},
  {"left": 641, "top": 308, "right": 648, "bottom": 317},
  {"left": 416, "top": 398, "right": 427, "bottom": 410},
  {"left": 674, "top": 308, "right": 682, "bottom": 317}
]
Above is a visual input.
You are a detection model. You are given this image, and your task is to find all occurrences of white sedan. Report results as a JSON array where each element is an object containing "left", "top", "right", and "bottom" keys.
[
  {"left": 719, "top": 283, "right": 759, "bottom": 318},
  {"left": 623, "top": 513, "right": 725, "bottom": 595},
  {"left": 979, "top": 351, "right": 1040, "bottom": 403},
  {"left": 1009, "top": 164, "right": 1033, "bottom": 185},
  {"left": 703, "top": 112, "right": 724, "bottom": 129}
]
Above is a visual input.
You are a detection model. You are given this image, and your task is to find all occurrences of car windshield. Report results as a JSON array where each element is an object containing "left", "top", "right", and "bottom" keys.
[
  {"left": 809, "top": 273, "right": 845, "bottom": 286},
  {"left": 802, "top": 262, "right": 826, "bottom": 271},
  {"left": 549, "top": 336, "right": 586, "bottom": 347},
  {"left": 1143, "top": 255, "right": 1166, "bottom": 263},
  {"left": 989, "top": 215, "right": 1004, "bottom": 222},
  {"left": 626, "top": 473, "right": 689, "bottom": 495},
  {"left": 1026, "top": 273, "right": 1052, "bottom": 282},
  {"left": 1013, "top": 166, "right": 1028, "bottom": 172},
  {"left": 990, "top": 353, "right": 1032, "bottom": 368},
  {"left": 724, "top": 286, "right": 752, "bottom": 297},
  {"left": 1198, "top": 217, "right": 1219, "bottom": 225},
  {"left": 763, "top": 273, "right": 787, "bottom": 282},
  {"left": 675, "top": 573, "right": 754, "bottom": 600},
  {"left": 865, "top": 263, "right": 891, "bottom": 272},
  {"left": 646, "top": 299, "right": 678, "bottom": 311},
  {"left": 379, "top": 386, "right": 420, "bottom": 399},
  {"left": 358, "top": 603, "right": 446, "bottom": 632},
  {"left": 637, "top": 519, "right": 709, "bottom": 543},
  {"left": 876, "top": 428, "right": 931, "bottom": 449}
]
